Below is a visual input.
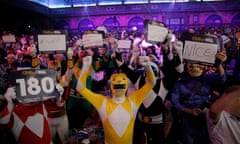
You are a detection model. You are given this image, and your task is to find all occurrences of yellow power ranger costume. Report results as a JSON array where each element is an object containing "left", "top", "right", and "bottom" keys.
[{"left": 77, "top": 56, "right": 156, "bottom": 144}]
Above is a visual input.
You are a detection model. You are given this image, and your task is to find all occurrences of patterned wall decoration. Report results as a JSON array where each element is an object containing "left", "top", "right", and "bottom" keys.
[
  {"left": 103, "top": 17, "right": 120, "bottom": 31},
  {"left": 128, "top": 16, "right": 144, "bottom": 31},
  {"left": 54, "top": 20, "right": 70, "bottom": 30},
  {"left": 205, "top": 14, "right": 223, "bottom": 27},
  {"left": 231, "top": 13, "right": 240, "bottom": 26},
  {"left": 78, "top": 18, "right": 95, "bottom": 33}
]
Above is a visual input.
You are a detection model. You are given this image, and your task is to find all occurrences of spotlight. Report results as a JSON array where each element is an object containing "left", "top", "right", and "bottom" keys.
[{"left": 132, "top": 26, "right": 137, "bottom": 31}]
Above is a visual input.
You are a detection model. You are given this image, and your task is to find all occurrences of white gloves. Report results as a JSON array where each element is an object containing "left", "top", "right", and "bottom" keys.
[
  {"left": 30, "top": 44, "right": 37, "bottom": 57},
  {"left": 55, "top": 83, "right": 65, "bottom": 107},
  {"left": 111, "top": 52, "right": 124, "bottom": 67},
  {"left": 139, "top": 56, "right": 151, "bottom": 67},
  {"left": 67, "top": 47, "right": 74, "bottom": 60},
  {"left": 56, "top": 83, "right": 64, "bottom": 97},
  {"left": 115, "top": 58, "right": 124, "bottom": 67},
  {"left": 82, "top": 56, "right": 92, "bottom": 71},
  {"left": 139, "top": 56, "right": 156, "bottom": 84},
  {"left": 174, "top": 40, "right": 183, "bottom": 62},
  {"left": 109, "top": 38, "right": 118, "bottom": 52},
  {"left": 173, "top": 40, "right": 184, "bottom": 73},
  {"left": 76, "top": 56, "right": 92, "bottom": 91},
  {"left": 4, "top": 87, "right": 16, "bottom": 104},
  {"left": 76, "top": 77, "right": 84, "bottom": 91},
  {"left": 139, "top": 56, "right": 159, "bottom": 74}
]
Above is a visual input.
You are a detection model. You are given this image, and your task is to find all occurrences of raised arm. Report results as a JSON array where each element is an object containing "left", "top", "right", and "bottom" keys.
[
  {"left": 76, "top": 56, "right": 105, "bottom": 109},
  {"left": 208, "top": 85, "right": 240, "bottom": 124},
  {"left": 139, "top": 56, "right": 156, "bottom": 84},
  {"left": 113, "top": 51, "right": 142, "bottom": 84},
  {"left": 59, "top": 48, "right": 74, "bottom": 87},
  {"left": 0, "top": 87, "right": 16, "bottom": 125},
  {"left": 215, "top": 47, "right": 227, "bottom": 77},
  {"left": 129, "top": 56, "right": 156, "bottom": 105}
]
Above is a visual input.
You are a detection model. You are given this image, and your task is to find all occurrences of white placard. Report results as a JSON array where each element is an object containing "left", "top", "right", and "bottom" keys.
[
  {"left": 82, "top": 33, "right": 103, "bottom": 48},
  {"left": 2, "top": 35, "right": 16, "bottom": 43},
  {"left": 38, "top": 34, "right": 66, "bottom": 52},
  {"left": 183, "top": 40, "right": 218, "bottom": 64},
  {"left": 118, "top": 40, "right": 131, "bottom": 49},
  {"left": 147, "top": 24, "right": 168, "bottom": 43}
]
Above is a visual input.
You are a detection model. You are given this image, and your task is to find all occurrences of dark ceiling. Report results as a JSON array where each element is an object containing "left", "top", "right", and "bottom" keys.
[{"left": 0, "top": 0, "right": 50, "bottom": 33}]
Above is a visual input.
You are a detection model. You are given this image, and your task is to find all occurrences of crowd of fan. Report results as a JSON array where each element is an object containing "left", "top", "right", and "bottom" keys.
[{"left": 0, "top": 24, "right": 240, "bottom": 144}]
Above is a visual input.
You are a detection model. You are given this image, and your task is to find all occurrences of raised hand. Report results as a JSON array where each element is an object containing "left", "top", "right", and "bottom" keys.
[
  {"left": 82, "top": 55, "right": 92, "bottom": 71},
  {"left": 67, "top": 47, "right": 74, "bottom": 60},
  {"left": 4, "top": 87, "right": 17, "bottom": 104},
  {"left": 112, "top": 52, "right": 124, "bottom": 67},
  {"left": 215, "top": 48, "right": 227, "bottom": 63},
  {"left": 109, "top": 38, "right": 118, "bottom": 52},
  {"left": 30, "top": 44, "right": 37, "bottom": 57},
  {"left": 55, "top": 83, "right": 65, "bottom": 107},
  {"left": 56, "top": 83, "right": 64, "bottom": 97},
  {"left": 139, "top": 56, "right": 151, "bottom": 67}
]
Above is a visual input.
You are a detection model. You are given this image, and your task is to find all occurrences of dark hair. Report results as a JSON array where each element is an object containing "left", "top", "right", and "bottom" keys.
[
  {"left": 20, "top": 55, "right": 32, "bottom": 67},
  {"left": 101, "top": 44, "right": 108, "bottom": 49}
]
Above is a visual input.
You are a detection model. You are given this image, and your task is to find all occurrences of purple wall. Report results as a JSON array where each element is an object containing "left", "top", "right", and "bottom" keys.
[{"left": 51, "top": 1, "right": 240, "bottom": 33}]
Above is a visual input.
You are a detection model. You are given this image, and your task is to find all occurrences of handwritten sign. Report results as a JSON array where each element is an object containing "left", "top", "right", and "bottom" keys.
[
  {"left": 118, "top": 40, "right": 131, "bottom": 49},
  {"left": 2, "top": 35, "right": 16, "bottom": 43},
  {"left": 144, "top": 20, "right": 168, "bottom": 43},
  {"left": 37, "top": 34, "right": 66, "bottom": 52},
  {"left": 82, "top": 30, "right": 103, "bottom": 48},
  {"left": 182, "top": 34, "right": 220, "bottom": 65},
  {"left": 183, "top": 41, "right": 218, "bottom": 65},
  {"left": 8, "top": 69, "right": 59, "bottom": 103}
]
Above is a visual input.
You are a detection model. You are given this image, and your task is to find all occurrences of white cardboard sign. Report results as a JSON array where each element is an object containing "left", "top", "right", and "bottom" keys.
[
  {"left": 118, "top": 40, "right": 131, "bottom": 49},
  {"left": 38, "top": 34, "right": 66, "bottom": 52},
  {"left": 183, "top": 40, "right": 218, "bottom": 65},
  {"left": 2, "top": 35, "right": 16, "bottom": 43},
  {"left": 147, "top": 24, "right": 168, "bottom": 43},
  {"left": 82, "top": 33, "right": 103, "bottom": 48},
  {"left": 144, "top": 20, "right": 168, "bottom": 43}
]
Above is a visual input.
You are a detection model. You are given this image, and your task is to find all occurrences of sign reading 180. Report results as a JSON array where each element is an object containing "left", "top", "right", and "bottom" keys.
[
  {"left": 8, "top": 69, "right": 59, "bottom": 103},
  {"left": 16, "top": 76, "right": 55, "bottom": 96}
]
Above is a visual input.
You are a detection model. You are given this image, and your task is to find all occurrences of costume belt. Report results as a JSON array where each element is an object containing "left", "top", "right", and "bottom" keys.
[
  {"left": 47, "top": 108, "right": 66, "bottom": 118},
  {"left": 69, "top": 95, "right": 86, "bottom": 99},
  {"left": 69, "top": 88, "right": 85, "bottom": 99},
  {"left": 138, "top": 112, "right": 163, "bottom": 124}
]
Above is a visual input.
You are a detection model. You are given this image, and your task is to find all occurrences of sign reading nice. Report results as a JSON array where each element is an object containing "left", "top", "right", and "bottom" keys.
[{"left": 182, "top": 33, "right": 221, "bottom": 66}]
